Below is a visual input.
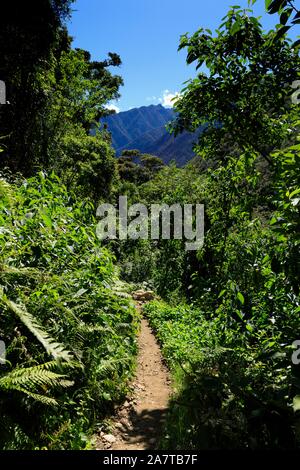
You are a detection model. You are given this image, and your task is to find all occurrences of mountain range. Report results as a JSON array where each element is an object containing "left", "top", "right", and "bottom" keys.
[{"left": 101, "top": 104, "right": 201, "bottom": 166}]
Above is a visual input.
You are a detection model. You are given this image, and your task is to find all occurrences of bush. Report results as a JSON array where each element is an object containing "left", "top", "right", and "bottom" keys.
[
  {"left": 0, "top": 172, "right": 138, "bottom": 449},
  {"left": 144, "top": 297, "right": 299, "bottom": 449}
]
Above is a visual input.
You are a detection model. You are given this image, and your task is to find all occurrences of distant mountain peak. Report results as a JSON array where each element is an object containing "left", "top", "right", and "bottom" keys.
[{"left": 101, "top": 104, "right": 200, "bottom": 166}]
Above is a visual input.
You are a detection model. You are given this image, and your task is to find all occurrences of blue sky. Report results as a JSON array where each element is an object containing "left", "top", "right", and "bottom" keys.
[{"left": 67, "top": 0, "right": 293, "bottom": 112}]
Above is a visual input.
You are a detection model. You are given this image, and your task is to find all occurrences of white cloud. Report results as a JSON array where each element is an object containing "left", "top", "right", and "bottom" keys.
[
  {"left": 105, "top": 103, "right": 120, "bottom": 113},
  {"left": 159, "top": 89, "right": 180, "bottom": 108},
  {"left": 145, "top": 90, "right": 180, "bottom": 107}
]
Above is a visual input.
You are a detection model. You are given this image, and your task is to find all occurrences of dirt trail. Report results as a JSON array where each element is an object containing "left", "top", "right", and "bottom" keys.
[{"left": 96, "top": 307, "right": 171, "bottom": 450}]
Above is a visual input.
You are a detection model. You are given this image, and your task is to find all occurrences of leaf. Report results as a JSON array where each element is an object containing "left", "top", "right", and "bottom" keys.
[
  {"left": 15, "top": 389, "right": 58, "bottom": 406},
  {"left": 230, "top": 20, "right": 241, "bottom": 35},
  {"left": 236, "top": 309, "right": 245, "bottom": 320},
  {"left": 0, "top": 362, "right": 73, "bottom": 406},
  {"left": 41, "top": 212, "right": 52, "bottom": 228},
  {"left": 237, "top": 292, "right": 245, "bottom": 305},
  {"left": 2, "top": 297, "right": 73, "bottom": 362},
  {"left": 280, "top": 8, "right": 293, "bottom": 25},
  {"left": 74, "top": 288, "right": 88, "bottom": 298},
  {"left": 218, "top": 289, "right": 226, "bottom": 298},
  {"left": 293, "top": 395, "right": 300, "bottom": 412},
  {"left": 291, "top": 198, "right": 300, "bottom": 206},
  {"left": 268, "top": 0, "right": 287, "bottom": 15},
  {"left": 274, "top": 25, "right": 291, "bottom": 41},
  {"left": 289, "top": 188, "right": 300, "bottom": 198},
  {"left": 102, "top": 392, "right": 111, "bottom": 401}
]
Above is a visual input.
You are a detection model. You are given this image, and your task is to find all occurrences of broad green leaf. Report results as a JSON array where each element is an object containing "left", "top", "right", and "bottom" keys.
[
  {"left": 265, "top": 0, "right": 273, "bottom": 9},
  {"left": 218, "top": 289, "right": 226, "bottom": 298},
  {"left": 237, "top": 292, "right": 245, "bottom": 305},
  {"left": 280, "top": 8, "right": 293, "bottom": 25},
  {"left": 230, "top": 20, "right": 241, "bottom": 35},
  {"left": 289, "top": 188, "right": 300, "bottom": 198},
  {"left": 41, "top": 212, "right": 52, "bottom": 228},
  {"left": 268, "top": 0, "right": 287, "bottom": 15},
  {"left": 293, "top": 395, "right": 300, "bottom": 412}
]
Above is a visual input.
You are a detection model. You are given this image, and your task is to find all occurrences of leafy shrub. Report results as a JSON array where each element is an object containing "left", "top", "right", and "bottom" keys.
[
  {"left": 0, "top": 172, "right": 138, "bottom": 449},
  {"left": 144, "top": 292, "right": 299, "bottom": 449}
]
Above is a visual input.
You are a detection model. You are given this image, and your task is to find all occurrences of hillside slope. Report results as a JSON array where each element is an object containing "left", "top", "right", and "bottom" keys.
[
  {"left": 102, "top": 105, "right": 174, "bottom": 150},
  {"left": 101, "top": 104, "right": 200, "bottom": 165}
]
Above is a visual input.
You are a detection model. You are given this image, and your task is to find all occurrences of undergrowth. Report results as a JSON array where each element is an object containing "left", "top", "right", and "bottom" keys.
[
  {"left": 144, "top": 301, "right": 300, "bottom": 450},
  {"left": 0, "top": 171, "right": 139, "bottom": 449}
]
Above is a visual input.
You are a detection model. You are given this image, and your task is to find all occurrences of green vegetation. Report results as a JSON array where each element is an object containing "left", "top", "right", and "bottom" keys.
[
  {"left": 117, "top": 1, "right": 300, "bottom": 449},
  {"left": 145, "top": 296, "right": 299, "bottom": 448},
  {"left": 0, "top": 0, "right": 121, "bottom": 202},
  {"left": 0, "top": 1, "right": 139, "bottom": 449},
  {"left": 0, "top": 0, "right": 299, "bottom": 451},
  {"left": 0, "top": 173, "right": 138, "bottom": 449}
]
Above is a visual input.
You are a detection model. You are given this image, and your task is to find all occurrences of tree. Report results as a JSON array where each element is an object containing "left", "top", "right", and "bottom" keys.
[
  {"left": 172, "top": 7, "right": 299, "bottom": 165},
  {"left": 57, "top": 129, "right": 118, "bottom": 203},
  {"left": 0, "top": 0, "right": 123, "bottom": 186},
  {"left": 42, "top": 47, "right": 123, "bottom": 197},
  {"left": 249, "top": 0, "right": 300, "bottom": 42},
  {"left": 0, "top": 0, "right": 74, "bottom": 173},
  {"left": 117, "top": 150, "right": 164, "bottom": 184}
]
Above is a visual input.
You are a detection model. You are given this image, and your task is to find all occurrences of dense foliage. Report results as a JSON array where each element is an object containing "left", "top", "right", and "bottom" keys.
[
  {"left": 0, "top": 0, "right": 299, "bottom": 451},
  {"left": 0, "top": 172, "right": 138, "bottom": 449},
  {"left": 0, "top": 1, "right": 121, "bottom": 205},
  {"left": 117, "top": 2, "right": 300, "bottom": 449}
]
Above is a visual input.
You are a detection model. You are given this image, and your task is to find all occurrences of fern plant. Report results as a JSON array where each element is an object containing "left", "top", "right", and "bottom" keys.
[
  {"left": 0, "top": 295, "right": 78, "bottom": 406},
  {"left": 0, "top": 173, "right": 138, "bottom": 449},
  {"left": 2, "top": 296, "right": 74, "bottom": 363},
  {"left": 0, "top": 362, "right": 73, "bottom": 406}
]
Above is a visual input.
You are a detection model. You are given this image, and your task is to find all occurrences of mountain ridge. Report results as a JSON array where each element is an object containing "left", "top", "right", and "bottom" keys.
[{"left": 101, "top": 104, "right": 199, "bottom": 166}]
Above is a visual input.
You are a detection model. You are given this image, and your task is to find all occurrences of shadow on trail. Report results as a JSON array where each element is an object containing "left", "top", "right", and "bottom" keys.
[{"left": 120, "top": 407, "right": 168, "bottom": 448}]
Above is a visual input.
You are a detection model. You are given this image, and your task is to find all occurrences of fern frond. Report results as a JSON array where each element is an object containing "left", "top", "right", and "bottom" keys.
[
  {"left": 2, "top": 297, "right": 73, "bottom": 362},
  {"left": 8, "top": 387, "right": 59, "bottom": 406},
  {"left": 0, "top": 265, "right": 42, "bottom": 278},
  {"left": 0, "top": 179, "right": 15, "bottom": 206},
  {"left": 96, "top": 356, "right": 131, "bottom": 376},
  {"left": 0, "top": 362, "right": 74, "bottom": 406},
  {"left": 0, "top": 364, "right": 71, "bottom": 391},
  {"left": 0, "top": 266, "right": 50, "bottom": 286},
  {"left": 77, "top": 323, "right": 114, "bottom": 335},
  {"left": 115, "top": 322, "right": 132, "bottom": 331}
]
